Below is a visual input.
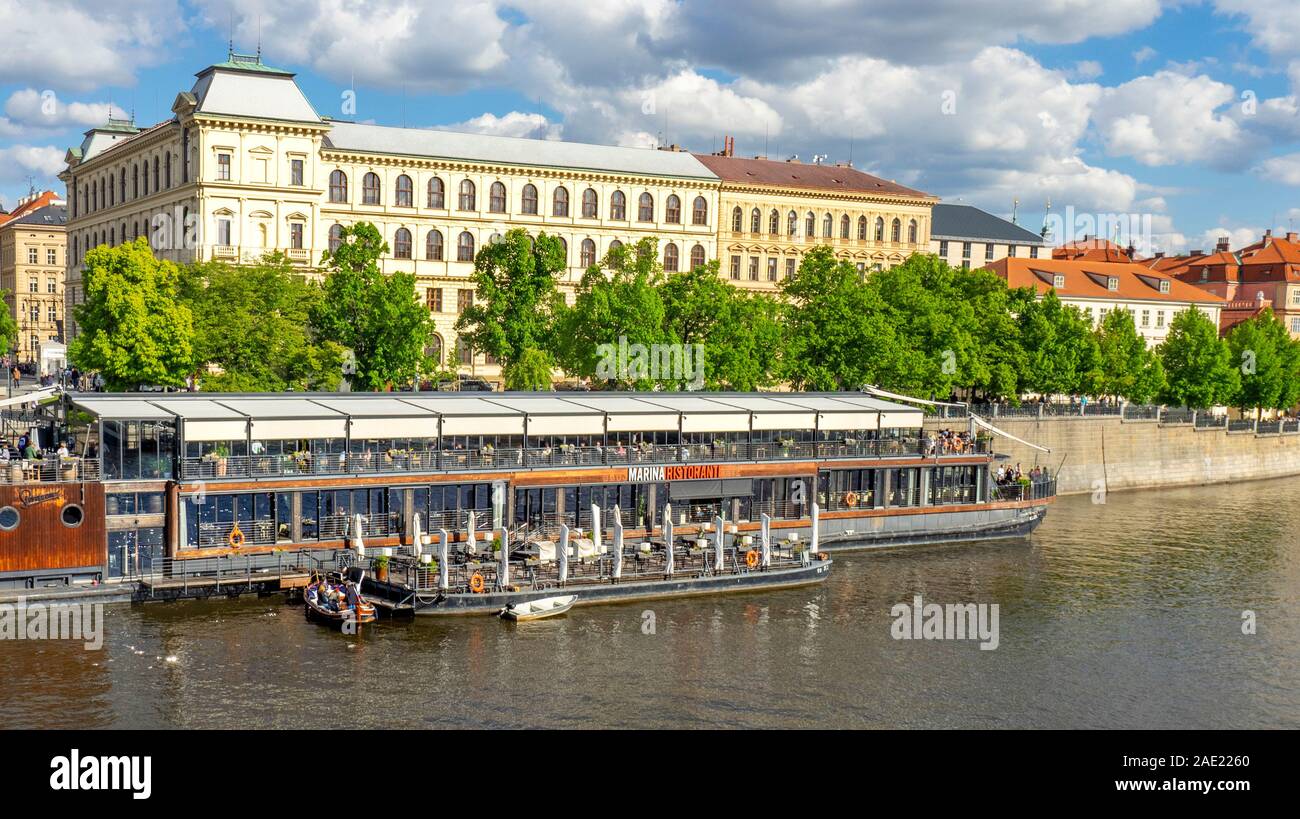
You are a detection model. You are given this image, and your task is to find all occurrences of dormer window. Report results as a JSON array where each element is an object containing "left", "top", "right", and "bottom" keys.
[
  {"left": 1052, "top": 274, "right": 1065, "bottom": 288},
  {"left": 1107, "top": 277, "right": 1119, "bottom": 291},
  {"left": 1159, "top": 280, "right": 1170, "bottom": 294}
]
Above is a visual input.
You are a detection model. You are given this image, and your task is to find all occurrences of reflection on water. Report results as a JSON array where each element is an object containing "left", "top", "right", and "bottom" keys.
[{"left": 3, "top": 481, "right": 1297, "bottom": 728}]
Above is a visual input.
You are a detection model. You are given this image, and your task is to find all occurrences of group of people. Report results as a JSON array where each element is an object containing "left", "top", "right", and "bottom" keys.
[
  {"left": 994, "top": 463, "right": 1048, "bottom": 486},
  {"left": 925, "top": 429, "right": 975, "bottom": 456},
  {"left": 307, "top": 580, "right": 352, "bottom": 612},
  {"left": 0, "top": 436, "right": 75, "bottom": 463},
  {"left": 1, "top": 359, "right": 105, "bottom": 392}
]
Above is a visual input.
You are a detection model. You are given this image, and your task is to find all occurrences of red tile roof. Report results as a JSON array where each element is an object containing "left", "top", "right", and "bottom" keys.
[
  {"left": 0, "top": 190, "right": 60, "bottom": 227},
  {"left": 691, "top": 153, "right": 934, "bottom": 199},
  {"left": 987, "top": 257, "right": 1225, "bottom": 305}
]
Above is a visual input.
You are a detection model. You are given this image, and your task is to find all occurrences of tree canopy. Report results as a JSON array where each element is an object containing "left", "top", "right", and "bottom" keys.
[
  {"left": 1088, "top": 308, "right": 1165, "bottom": 402},
  {"left": 1225, "top": 306, "right": 1300, "bottom": 416},
  {"left": 1157, "top": 306, "right": 1238, "bottom": 409}
]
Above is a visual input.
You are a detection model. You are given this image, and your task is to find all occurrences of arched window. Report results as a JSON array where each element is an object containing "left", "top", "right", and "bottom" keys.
[
  {"left": 132, "top": 164, "right": 139, "bottom": 198},
  {"left": 427, "top": 334, "right": 443, "bottom": 367},
  {"left": 428, "top": 177, "right": 445, "bottom": 208},
  {"left": 362, "top": 172, "right": 381, "bottom": 205},
  {"left": 891, "top": 218, "right": 901, "bottom": 243},
  {"left": 610, "top": 190, "right": 627, "bottom": 220},
  {"left": 458, "top": 179, "right": 476, "bottom": 211},
  {"left": 664, "top": 242, "right": 679, "bottom": 272},
  {"left": 665, "top": 194, "right": 681, "bottom": 223},
  {"left": 638, "top": 192, "right": 654, "bottom": 222},
  {"left": 395, "top": 174, "right": 413, "bottom": 207},
  {"left": 109, "top": 227, "right": 115, "bottom": 245},
  {"left": 553, "top": 186, "right": 569, "bottom": 217},
  {"left": 108, "top": 177, "right": 114, "bottom": 206},
  {"left": 690, "top": 244, "right": 706, "bottom": 269},
  {"left": 806, "top": 211, "right": 816, "bottom": 237},
  {"left": 732, "top": 206, "right": 743, "bottom": 232},
  {"left": 153, "top": 157, "right": 159, "bottom": 192},
  {"left": 489, "top": 181, "right": 507, "bottom": 213},
  {"left": 840, "top": 214, "right": 850, "bottom": 239},
  {"left": 750, "top": 208, "right": 761, "bottom": 233},
  {"left": 119, "top": 169, "right": 125, "bottom": 202},
  {"left": 582, "top": 188, "right": 598, "bottom": 218},
  {"left": 521, "top": 184, "right": 538, "bottom": 214},
  {"left": 875, "top": 216, "right": 885, "bottom": 241},
  {"left": 692, "top": 196, "right": 708, "bottom": 225},
  {"left": 142, "top": 162, "right": 148, "bottom": 196},
  {"left": 908, "top": 219, "right": 918, "bottom": 244},
  {"left": 788, "top": 211, "right": 798, "bottom": 236},
  {"left": 329, "top": 225, "right": 344, "bottom": 252},
  {"left": 609, "top": 239, "right": 623, "bottom": 251},
  {"left": 556, "top": 237, "right": 567, "bottom": 262},
  {"left": 457, "top": 231, "right": 475, "bottom": 261},
  {"left": 164, "top": 152, "right": 171, "bottom": 188},
  {"left": 857, "top": 216, "right": 868, "bottom": 241},
  {"left": 769, "top": 209, "right": 780, "bottom": 235},
  {"left": 822, "top": 213, "right": 833, "bottom": 238},
  {"left": 394, "top": 228, "right": 412, "bottom": 259},
  {"left": 580, "top": 238, "right": 597, "bottom": 267},
  {"left": 329, "top": 170, "right": 348, "bottom": 203},
  {"left": 426, "top": 230, "right": 444, "bottom": 260}
]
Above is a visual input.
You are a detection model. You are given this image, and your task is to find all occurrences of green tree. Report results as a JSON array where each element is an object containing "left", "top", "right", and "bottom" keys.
[
  {"left": 1158, "top": 307, "right": 1238, "bottom": 408},
  {"left": 311, "top": 222, "right": 434, "bottom": 390},
  {"left": 183, "top": 253, "right": 343, "bottom": 391},
  {"left": 0, "top": 289, "right": 18, "bottom": 355},
  {"left": 1088, "top": 309, "right": 1164, "bottom": 402},
  {"left": 455, "top": 229, "right": 565, "bottom": 390},
  {"left": 551, "top": 237, "right": 674, "bottom": 388},
  {"left": 68, "top": 237, "right": 195, "bottom": 390},
  {"left": 1226, "top": 306, "right": 1300, "bottom": 416},
  {"left": 1016, "top": 289, "right": 1100, "bottom": 397},
  {"left": 779, "top": 246, "right": 902, "bottom": 391}
]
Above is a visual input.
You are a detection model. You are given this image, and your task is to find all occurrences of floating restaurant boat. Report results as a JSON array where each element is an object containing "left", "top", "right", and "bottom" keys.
[{"left": 0, "top": 390, "right": 1053, "bottom": 609}]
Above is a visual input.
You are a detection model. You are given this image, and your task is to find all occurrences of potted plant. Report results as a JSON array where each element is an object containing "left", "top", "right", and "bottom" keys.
[
  {"left": 210, "top": 443, "right": 229, "bottom": 477},
  {"left": 491, "top": 535, "right": 503, "bottom": 554},
  {"left": 374, "top": 554, "right": 390, "bottom": 583}
]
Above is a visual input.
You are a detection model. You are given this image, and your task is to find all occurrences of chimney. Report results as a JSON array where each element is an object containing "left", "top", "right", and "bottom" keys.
[
  {"left": 1154, "top": 252, "right": 1165, "bottom": 259},
  {"left": 1288, "top": 232, "right": 1297, "bottom": 242},
  {"left": 724, "top": 135, "right": 734, "bottom": 157}
]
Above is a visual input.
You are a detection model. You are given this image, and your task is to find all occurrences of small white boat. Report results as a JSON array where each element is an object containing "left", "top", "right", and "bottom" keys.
[{"left": 500, "top": 595, "right": 577, "bottom": 622}]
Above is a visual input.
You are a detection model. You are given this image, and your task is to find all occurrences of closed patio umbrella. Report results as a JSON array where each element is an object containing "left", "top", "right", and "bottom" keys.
[
  {"left": 437, "top": 528, "right": 450, "bottom": 591},
  {"left": 611, "top": 505, "right": 624, "bottom": 580},
  {"left": 663, "top": 504, "right": 674, "bottom": 577},
  {"left": 558, "top": 524, "right": 570, "bottom": 584},
  {"left": 760, "top": 512, "right": 771, "bottom": 568},
  {"left": 713, "top": 514, "right": 725, "bottom": 572}
]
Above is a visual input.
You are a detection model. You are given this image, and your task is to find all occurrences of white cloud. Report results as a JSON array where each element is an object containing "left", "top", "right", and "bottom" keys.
[
  {"left": 435, "top": 112, "right": 563, "bottom": 140},
  {"left": 1071, "top": 60, "right": 1104, "bottom": 80},
  {"left": 1254, "top": 152, "right": 1300, "bottom": 185},
  {"left": 0, "top": 144, "right": 65, "bottom": 185},
  {"left": 1093, "top": 71, "right": 1253, "bottom": 167},
  {"left": 0, "top": 89, "right": 115, "bottom": 138},
  {"left": 0, "top": 0, "right": 184, "bottom": 91},
  {"left": 1133, "top": 46, "right": 1158, "bottom": 64}
]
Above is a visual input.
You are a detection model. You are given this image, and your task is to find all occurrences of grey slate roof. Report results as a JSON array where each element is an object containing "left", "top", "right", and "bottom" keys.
[
  {"left": 5, "top": 205, "right": 66, "bottom": 228},
  {"left": 324, "top": 121, "right": 719, "bottom": 181},
  {"left": 931, "top": 203, "right": 1047, "bottom": 244}
]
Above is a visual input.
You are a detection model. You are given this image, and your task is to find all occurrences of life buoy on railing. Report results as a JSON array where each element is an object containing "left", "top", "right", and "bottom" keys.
[
  {"left": 745, "top": 549, "right": 760, "bottom": 568},
  {"left": 469, "top": 572, "right": 485, "bottom": 594},
  {"left": 227, "top": 524, "right": 245, "bottom": 549},
  {"left": 844, "top": 491, "right": 859, "bottom": 508}
]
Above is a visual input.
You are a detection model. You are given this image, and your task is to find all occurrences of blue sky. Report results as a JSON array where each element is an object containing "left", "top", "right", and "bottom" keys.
[{"left": 1, "top": 0, "right": 1297, "bottom": 254}]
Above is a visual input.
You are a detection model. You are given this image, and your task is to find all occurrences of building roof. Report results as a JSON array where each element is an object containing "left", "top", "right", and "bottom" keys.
[
  {"left": 930, "top": 203, "right": 1047, "bottom": 244},
  {"left": 188, "top": 61, "right": 320, "bottom": 123},
  {"left": 2, "top": 204, "right": 67, "bottom": 229},
  {"left": 988, "top": 257, "right": 1225, "bottom": 305},
  {"left": 0, "top": 191, "right": 63, "bottom": 227},
  {"left": 691, "top": 153, "right": 933, "bottom": 199},
  {"left": 325, "top": 121, "right": 718, "bottom": 181}
]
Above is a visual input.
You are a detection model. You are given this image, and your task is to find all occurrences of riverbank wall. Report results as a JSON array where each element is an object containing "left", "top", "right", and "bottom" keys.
[{"left": 924, "top": 415, "right": 1300, "bottom": 496}]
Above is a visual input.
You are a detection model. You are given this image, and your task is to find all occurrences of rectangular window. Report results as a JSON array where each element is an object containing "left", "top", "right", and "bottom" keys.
[
  {"left": 785, "top": 258, "right": 796, "bottom": 279},
  {"left": 730, "top": 255, "right": 741, "bottom": 280},
  {"left": 457, "top": 288, "right": 474, "bottom": 313},
  {"left": 1030, "top": 246, "right": 1039, "bottom": 259},
  {"left": 1292, "top": 317, "right": 1300, "bottom": 334},
  {"left": 1141, "top": 309, "right": 1150, "bottom": 327},
  {"left": 1007, "top": 244, "right": 1016, "bottom": 258},
  {"left": 27, "top": 248, "right": 37, "bottom": 264},
  {"left": 748, "top": 256, "right": 759, "bottom": 280},
  {"left": 1156, "top": 311, "right": 1165, "bottom": 328},
  {"left": 767, "top": 257, "right": 778, "bottom": 281},
  {"left": 217, "top": 218, "right": 232, "bottom": 246},
  {"left": 427, "top": 288, "right": 443, "bottom": 312},
  {"left": 28, "top": 277, "right": 37, "bottom": 293},
  {"left": 1291, "top": 290, "right": 1300, "bottom": 306},
  {"left": 961, "top": 242, "right": 971, "bottom": 260},
  {"left": 47, "top": 279, "right": 56, "bottom": 294},
  {"left": 217, "top": 153, "right": 231, "bottom": 181},
  {"left": 984, "top": 243, "right": 994, "bottom": 260},
  {"left": 290, "top": 222, "right": 304, "bottom": 249},
  {"left": 46, "top": 248, "right": 56, "bottom": 265},
  {"left": 938, "top": 240, "right": 948, "bottom": 257},
  {"left": 47, "top": 305, "right": 57, "bottom": 322},
  {"left": 290, "top": 158, "right": 304, "bottom": 186}
]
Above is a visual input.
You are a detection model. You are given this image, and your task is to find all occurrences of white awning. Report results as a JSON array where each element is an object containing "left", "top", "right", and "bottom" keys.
[
  {"left": 184, "top": 419, "right": 249, "bottom": 442},
  {"left": 350, "top": 417, "right": 439, "bottom": 440},
  {"left": 251, "top": 418, "right": 348, "bottom": 440},
  {"left": 680, "top": 412, "right": 750, "bottom": 433},
  {"left": 526, "top": 415, "right": 602, "bottom": 436},
  {"left": 606, "top": 412, "right": 678, "bottom": 432},
  {"left": 817, "top": 411, "right": 878, "bottom": 431},
  {"left": 879, "top": 411, "right": 923, "bottom": 429},
  {"left": 72, "top": 397, "right": 174, "bottom": 419},
  {"left": 440, "top": 415, "right": 525, "bottom": 436},
  {"left": 751, "top": 411, "right": 816, "bottom": 431}
]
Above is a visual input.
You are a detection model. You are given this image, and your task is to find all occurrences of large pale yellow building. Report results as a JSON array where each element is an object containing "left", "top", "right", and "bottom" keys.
[
  {"left": 61, "top": 53, "right": 935, "bottom": 383},
  {"left": 0, "top": 194, "right": 67, "bottom": 365}
]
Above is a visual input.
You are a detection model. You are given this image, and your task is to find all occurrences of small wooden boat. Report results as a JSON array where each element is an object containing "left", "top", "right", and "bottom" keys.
[
  {"left": 500, "top": 594, "right": 577, "bottom": 622},
  {"left": 305, "top": 575, "right": 377, "bottom": 628}
]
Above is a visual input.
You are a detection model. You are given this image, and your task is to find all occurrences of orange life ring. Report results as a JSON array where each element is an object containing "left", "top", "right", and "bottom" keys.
[
  {"left": 745, "top": 549, "right": 760, "bottom": 568},
  {"left": 469, "top": 572, "right": 485, "bottom": 594},
  {"left": 227, "top": 524, "right": 245, "bottom": 549},
  {"left": 844, "top": 491, "right": 859, "bottom": 508}
]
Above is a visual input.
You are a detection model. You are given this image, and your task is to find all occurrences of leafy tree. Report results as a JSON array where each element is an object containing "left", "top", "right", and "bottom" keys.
[
  {"left": 455, "top": 229, "right": 565, "bottom": 390},
  {"left": 1016, "top": 289, "right": 1100, "bottom": 397},
  {"left": 0, "top": 289, "right": 18, "bottom": 355},
  {"left": 551, "top": 238, "right": 674, "bottom": 388},
  {"left": 183, "top": 253, "right": 343, "bottom": 391},
  {"left": 1158, "top": 306, "right": 1238, "bottom": 408},
  {"left": 1226, "top": 306, "right": 1300, "bottom": 415},
  {"left": 1087, "top": 308, "right": 1164, "bottom": 402},
  {"left": 68, "top": 237, "right": 195, "bottom": 390},
  {"left": 779, "top": 246, "right": 901, "bottom": 391},
  {"left": 311, "top": 222, "right": 434, "bottom": 390}
]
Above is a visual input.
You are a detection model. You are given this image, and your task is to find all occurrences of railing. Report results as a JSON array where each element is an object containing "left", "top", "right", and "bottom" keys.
[
  {"left": 1159, "top": 408, "right": 1195, "bottom": 425},
  {"left": 1121, "top": 404, "right": 1160, "bottom": 421},
  {"left": 992, "top": 477, "right": 1057, "bottom": 502},
  {"left": 127, "top": 548, "right": 349, "bottom": 586},
  {"left": 1194, "top": 413, "right": 1227, "bottom": 429},
  {"left": 1257, "top": 420, "right": 1282, "bottom": 435},
  {"left": 0, "top": 457, "right": 101, "bottom": 484},
  {"left": 1227, "top": 419, "right": 1256, "bottom": 433}
]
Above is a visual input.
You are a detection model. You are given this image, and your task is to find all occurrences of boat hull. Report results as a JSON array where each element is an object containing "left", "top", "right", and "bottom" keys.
[{"left": 364, "top": 558, "right": 832, "bottom": 616}]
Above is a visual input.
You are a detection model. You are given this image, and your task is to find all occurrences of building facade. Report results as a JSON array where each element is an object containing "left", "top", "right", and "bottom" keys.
[
  {"left": 929, "top": 203, "right": 1050, "bottom": 270},
  {"left": 987, "top": 257, "right": 1224, "bottom": 348},
  {"left": 694, "top": 150, "right": 936, "bottom": 289},
  {"left": 0, "top": 197, "right": 67, "bottom": 364}
]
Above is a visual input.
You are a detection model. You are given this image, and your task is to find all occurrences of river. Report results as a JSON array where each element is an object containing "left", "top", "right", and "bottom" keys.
[{"left": 4, "top": 480, "right": 1297, "bottom": 729}]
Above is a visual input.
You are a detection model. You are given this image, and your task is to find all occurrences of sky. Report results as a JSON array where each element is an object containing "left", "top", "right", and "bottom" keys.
[{"left": 0, "top": 0, "right": 1297, "bottom": 255}]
